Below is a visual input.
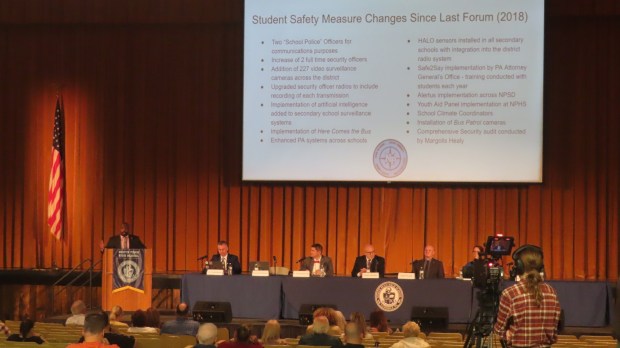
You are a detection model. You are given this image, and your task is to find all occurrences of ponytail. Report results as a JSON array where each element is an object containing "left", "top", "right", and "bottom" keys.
[{"left": 523, "top": 269, "right": 543, "bottom": 306}]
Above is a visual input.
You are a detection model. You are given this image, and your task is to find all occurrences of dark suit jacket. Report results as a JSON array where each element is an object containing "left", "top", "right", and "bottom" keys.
[
  {"left": 299, "top": 333, "right": 343, "bottom": 348},
  {"left": 210, "top": 253, "right": 242, "bottom": 274},
  {"left": 300, "top": 256, "right": 334, "bottom": 276},
  {"left": 104, "top": 234, "right": 146, "bottom": 249},
  {"left": 412, "top": 258, "right": 445, "bottom": 279},
  {"left": 351, "top": 255, "right": 385, "bottom": 277}
]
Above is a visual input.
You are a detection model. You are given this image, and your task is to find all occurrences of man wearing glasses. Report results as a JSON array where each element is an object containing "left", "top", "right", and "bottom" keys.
[{"left": 351, "top": 244, "right": 385, "bottom": 277}]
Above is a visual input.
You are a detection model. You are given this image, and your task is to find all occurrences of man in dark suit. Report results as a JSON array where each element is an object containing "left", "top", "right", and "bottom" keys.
[
  {"left": 299, "top": 316, "right": 343, "bottom": 348},
  {"left": 300, "top": 243, "right": 334, "bottom": 276},
  {"left": 351, "top": 244, "right": 385, "bottom": 277},
  {"left": 100, "top": 222, "right": 146, "bottom": 251},
  {"left": 411, "top": 245, "right": 444, "bottom": 279},
  {"left": 210, "top": 241, "right": 241, "bottom": 274}
]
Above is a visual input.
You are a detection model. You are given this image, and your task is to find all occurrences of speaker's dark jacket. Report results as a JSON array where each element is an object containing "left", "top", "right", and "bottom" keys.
[
  {"left": 104, "top": 234, "right": 146, "bottom": 249},
  {"left": 411, "top": 258, "right": 445, "bottom": 279},
  {"left": 210, "top": 253, "right": 242, "bottom": 275},
  {"left": 351, "top": 255, "right": 385, "bottom": 277}
]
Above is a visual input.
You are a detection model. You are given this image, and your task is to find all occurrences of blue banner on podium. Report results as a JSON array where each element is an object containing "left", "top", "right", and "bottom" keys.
[{"left": 112, "top": 249, "right": 145, "bottom": 293}]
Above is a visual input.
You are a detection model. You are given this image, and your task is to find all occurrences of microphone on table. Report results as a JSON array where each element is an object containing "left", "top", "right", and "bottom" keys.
[
  {"left": 273, "top": 255, "right": 277, "bottom": 266},
  {"left": 197, "top": 254, "right": 209, "bottom": 260},
  {"left": 296, "top": 257, "right": 307, "bottom": 263}
]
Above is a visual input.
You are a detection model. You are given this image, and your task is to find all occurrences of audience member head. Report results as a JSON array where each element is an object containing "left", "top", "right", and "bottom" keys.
[
  {"left": 401, "top": 321, "right": 421, "bottom": 338},
  {"left": 131, "top": 310, "right": 147, "bottom": 328},
  {"left": 313, "top": 307, "right": 337, "bottom": 326},
  {"left": 109, "top": 305, "right": 123, "bottom": 322},
  {"left": 19, "top": 319, "right": 35, "bottom": 338},
  {"left": 145, "top": 307, "right": 160, "bottom": 328},
  {"left": 83, "top": 312, "right": 108, "bottom": 342},
  {"left": 234, "top": 324, "right": 252, "bottom": 343},
  {"left": 423, "top": 245, "right": 435, "bottom": 260},
  {"left": 312, "top": 316, "right": 330, "bottom": 334},
  {"left": 71, "top": 300, "right": 87, "bottom": 315},
  {"left": 196, "top": 323, "right": 218, "bottom": 345},
  {"left": 217, "top": 241, "right": 230, "bottom": 257},
  {"left": 349, "top": 312, "right": 368, "bottom": 337},
  {"left": 333, "top": 310, "right": 346, "bottom": 332},
  {"left": 344, "top": 322, "right": 363, "bottom": 344},
  {"left": 369, "top": 310, "right": 389, "bottom": 333},
  {"left": 261, "top": 319, "right": 281, "bottom": 344},
  {"left": 176, "top": 302, "right": 190, "bottom": 318},
  {"left": 310, "top": 243, "right": 324, "bottom": 258}
]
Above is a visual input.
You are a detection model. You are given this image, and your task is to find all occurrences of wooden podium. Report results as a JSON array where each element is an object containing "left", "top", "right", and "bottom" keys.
[{"left": 102, "top": 249, "right": 152, "bottom": 311}]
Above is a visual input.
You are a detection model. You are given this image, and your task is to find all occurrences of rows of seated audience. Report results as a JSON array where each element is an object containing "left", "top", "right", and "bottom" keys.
[{"left": 0, "top": 303, "right": 617, "bottom": 348}]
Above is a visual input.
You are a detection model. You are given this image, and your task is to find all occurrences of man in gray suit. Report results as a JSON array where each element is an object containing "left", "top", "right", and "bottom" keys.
[
  {"left": 300, "top": 243, "right": 334, "bottom": 276},
  {"left": 411, "top": 245, "right": 445, "bottom": 279}
]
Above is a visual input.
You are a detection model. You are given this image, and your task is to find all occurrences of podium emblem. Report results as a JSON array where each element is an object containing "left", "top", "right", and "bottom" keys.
[
  {"left": 374, "top": 281, "right": 404, "bottom": 312},
  {"left": 118, "top": 260, "right": 140, "bottom": 283}
]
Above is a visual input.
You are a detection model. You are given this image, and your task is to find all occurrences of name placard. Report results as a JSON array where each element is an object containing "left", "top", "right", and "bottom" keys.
[
  {"left": 292, "top": 270, "right": 310, "bottom": 278},
  {"left": 252, "top": 270, "right": 270, "bottom": 277},
  {"left": 397, "top": 272, "right": 415, "bottom": 280},
  {"left": 206, "top": 269, "right": 224, "bottom": 276},
  {"left": 361, "top": 272, "right": 380, "bottom": 279}
]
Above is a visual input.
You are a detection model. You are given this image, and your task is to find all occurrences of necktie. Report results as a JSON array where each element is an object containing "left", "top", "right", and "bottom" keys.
[
  {"left": 122, "top": 236, "right": 128, "bottom": 249},
  {"left": 424, "top": 260, "right": 430, "bottom": 275},
  {"left": 222, "top": 257, "right": 227, "bottom": 268}
]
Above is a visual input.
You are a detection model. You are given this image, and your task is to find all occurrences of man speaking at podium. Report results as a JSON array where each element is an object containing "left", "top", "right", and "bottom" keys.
[{"left": 100, "top": 222, "right": 146, "bottom": 251}]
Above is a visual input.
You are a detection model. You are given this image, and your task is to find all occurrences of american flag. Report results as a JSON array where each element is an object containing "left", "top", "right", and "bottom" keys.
[{"left": 48, "top": 96, "right": 65, "bottom": 240}]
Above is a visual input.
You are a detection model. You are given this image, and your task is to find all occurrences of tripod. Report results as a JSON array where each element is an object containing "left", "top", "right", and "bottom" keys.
[{"left": 463, "top": 287, "right": 506, "bottom": 348}]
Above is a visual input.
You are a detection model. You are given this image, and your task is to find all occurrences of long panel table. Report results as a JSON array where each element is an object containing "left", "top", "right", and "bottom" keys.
[
  {"left": 282, "top": 278, "right": 474, "bottom": 324},
  {"left": 181, "top": 273, "right": 282, "bottom": 319},
  {"left": 181, "top": 274, "right": 611, "bottom": 327}
]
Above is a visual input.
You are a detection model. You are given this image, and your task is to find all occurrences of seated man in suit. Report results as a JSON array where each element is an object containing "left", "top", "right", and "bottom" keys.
[
  {"left": 100, "top": 222, "right": 146, "bottom": 251},
  {"left": 411, "top": 245, "right": 444, "bottom": 279},
  {"left": 351, "top": 244, "right": 385, "bottom": 277},
  {"left": 210, "top": 241, "right": 242, "bottom": 274},
  {"left": 300, "top": 243, "right": 334, "bottom": 277},
  {"left": 299, "top": 316, "right": 343, "bottom": 348}
]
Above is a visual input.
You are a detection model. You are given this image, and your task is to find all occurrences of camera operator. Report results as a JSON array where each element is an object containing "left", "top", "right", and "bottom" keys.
[
  {"left": 461, "top": 245, "right": 484, "bottom": 278},
  {"left": 493, "top": 245, "right": 561, "bottom": 348}
]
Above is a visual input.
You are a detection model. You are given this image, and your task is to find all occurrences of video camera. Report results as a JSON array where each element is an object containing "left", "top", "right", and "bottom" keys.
[
  {"left": 472, "top": 235, "right": 515, "bottom": 290},
  {"left": 484, "top": 235, "right": 515, "bottom": 259}
]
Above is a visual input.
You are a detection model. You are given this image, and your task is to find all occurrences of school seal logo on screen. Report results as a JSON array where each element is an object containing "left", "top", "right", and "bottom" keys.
[
  {"left": 375, "top": 281, "right": 404, "bottom": 312},
  {"left": 117, "top": 260, "right": 140, "bottom": 283},
  {"left": 373, "top": 139, "right": 408, "bottom": 178}
]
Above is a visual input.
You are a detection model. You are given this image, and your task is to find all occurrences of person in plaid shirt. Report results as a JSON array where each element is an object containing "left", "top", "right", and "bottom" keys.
[{"left": 494, "top": 246, "right": 561, "bottom": 348}]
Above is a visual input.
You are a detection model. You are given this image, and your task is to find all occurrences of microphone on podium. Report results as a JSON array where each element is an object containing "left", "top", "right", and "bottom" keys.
[{"left": 197, "top": 254, "right": 209, "bottom": 260}]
